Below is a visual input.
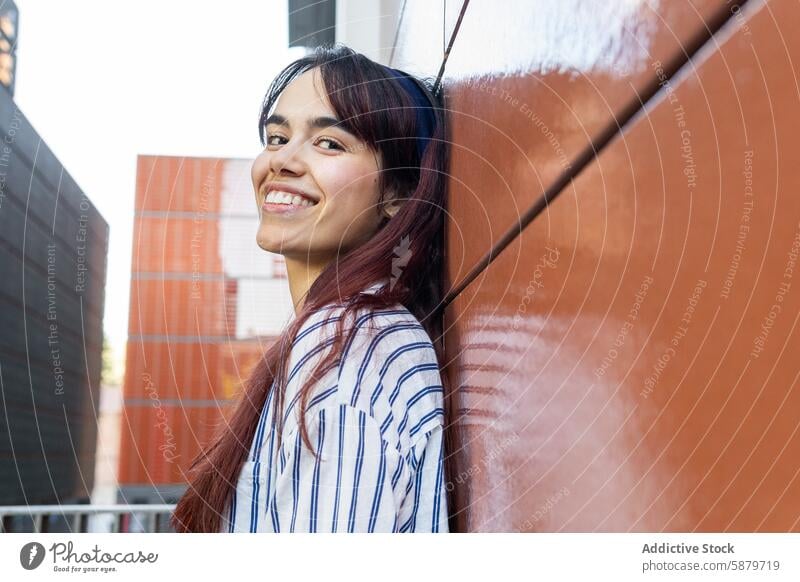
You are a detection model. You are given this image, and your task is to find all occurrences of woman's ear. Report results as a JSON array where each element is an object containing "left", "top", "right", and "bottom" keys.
[
  {"left": 381, "top": 201, "right": 401, "bottom": 218},
  {"left": 380, "top": 189, "right": 403, "bottom": 218}
]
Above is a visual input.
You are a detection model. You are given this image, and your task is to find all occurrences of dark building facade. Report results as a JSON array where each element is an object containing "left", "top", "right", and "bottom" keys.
[{"left": 0, "top": 87, "right": 109, "bottom": 507}]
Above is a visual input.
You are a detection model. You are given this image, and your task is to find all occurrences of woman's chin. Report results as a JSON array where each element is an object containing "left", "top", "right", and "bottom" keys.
[
  {"left": 256, "top": 235, "right": 315, "bottom": 259},
  {"left": 255, "top": 234, "right": 285, "bottom": 255}
]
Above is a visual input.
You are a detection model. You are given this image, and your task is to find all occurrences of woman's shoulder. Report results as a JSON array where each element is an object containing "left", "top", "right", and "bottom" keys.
[
  {"left": 290, "top": 284, "right": 445, "bottom": 451},
  {"left": 293, "top": 299, "right": 428, "bottom": 347},
  {"left": 340, "top": 299, "right": 439, "bottom": 364},
  {"left": 296, "top": 279, "right": 437, "bottom": 354},
  {"left": 301, "top": 300, "right": 438, "bottom": 365},
  {"left": 334, "top": 303, "right": 445, "bottom": 450}
]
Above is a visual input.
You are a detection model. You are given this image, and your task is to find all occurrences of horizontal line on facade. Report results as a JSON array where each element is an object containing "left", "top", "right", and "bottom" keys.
[
  {"left": 131, "top": 272, "right": 282, "bottom": 281},
  {"left": 135, "top": 210, "right": 256, "bottom": 220},
  {"left": 127, "top": 334, "right": 276, "bottom": 343},
  {"left": 123, "top": 398, "right": 234, "bottom": 407}
]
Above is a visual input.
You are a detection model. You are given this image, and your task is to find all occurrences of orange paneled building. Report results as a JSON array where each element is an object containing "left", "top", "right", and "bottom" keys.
[{"left": 119, "top": 156, "right": 292, "bottom": 503}]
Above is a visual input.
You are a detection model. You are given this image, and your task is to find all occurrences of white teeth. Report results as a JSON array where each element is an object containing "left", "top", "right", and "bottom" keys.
[{"left": 265, "top": 190, "right": 316, "bottom": 207}]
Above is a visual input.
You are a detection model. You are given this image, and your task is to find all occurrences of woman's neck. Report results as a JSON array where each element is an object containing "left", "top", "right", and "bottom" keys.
[{"left": 284, "top": 255, "right": 331, "bottom": 315}]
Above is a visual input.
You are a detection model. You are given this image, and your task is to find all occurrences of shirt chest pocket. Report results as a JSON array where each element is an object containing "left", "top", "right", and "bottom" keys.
[
  {"left": 241, "top": 424, "right": 299, "bottom": 490},
  {"left": 237, "top": 460, "right": 268, "bottom": 493},
  {"left": 276, "top": 427, "right": 298, "bottom": 478}
]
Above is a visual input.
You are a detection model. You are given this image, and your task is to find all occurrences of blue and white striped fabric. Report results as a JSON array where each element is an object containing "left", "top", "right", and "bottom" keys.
[{"left": 220, "top": 281, "right": 448, "bottom": 533}]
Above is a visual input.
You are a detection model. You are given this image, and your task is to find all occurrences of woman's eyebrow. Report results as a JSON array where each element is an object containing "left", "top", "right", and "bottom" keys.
[{"left": 264, "top": 113, "right": 357, "bottom": 137}]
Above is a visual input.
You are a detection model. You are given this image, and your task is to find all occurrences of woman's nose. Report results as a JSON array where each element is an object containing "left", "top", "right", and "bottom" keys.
[{"left": 269, "top": 138, "right": 307, "bottom": 176}]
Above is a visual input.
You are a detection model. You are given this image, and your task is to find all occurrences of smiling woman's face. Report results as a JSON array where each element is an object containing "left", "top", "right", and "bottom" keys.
[{"left": 252, "top": 68, "right": 385, "bottom": 264}]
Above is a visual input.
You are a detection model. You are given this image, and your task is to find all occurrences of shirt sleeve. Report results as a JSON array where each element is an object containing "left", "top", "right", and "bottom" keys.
[
  {"left": 269, "top": 402, "right": 402, "bottom": 532},
  {"left": 397, "top": 423, "right": 449, "bottom": 533}
]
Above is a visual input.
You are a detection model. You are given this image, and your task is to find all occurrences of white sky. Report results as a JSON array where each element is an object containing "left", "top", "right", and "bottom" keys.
[{"left": 13, "top": 0, "right": 299, "bottom": 380}]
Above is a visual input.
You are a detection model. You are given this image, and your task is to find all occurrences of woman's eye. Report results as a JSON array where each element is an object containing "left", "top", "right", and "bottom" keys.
[
  {"left": 266, "top": 134, "right": 287, "bottom": 146},
  {"left": 316, "top": 137, "right": 344, "bottom": 151},
  {"left": 265, "top": 134, "right": 344, "bottom": 151}
]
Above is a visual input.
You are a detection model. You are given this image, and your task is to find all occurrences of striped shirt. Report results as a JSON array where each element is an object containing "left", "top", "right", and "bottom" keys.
[{"left": 221, "top": 281, "right": 448, "bottom": 532}]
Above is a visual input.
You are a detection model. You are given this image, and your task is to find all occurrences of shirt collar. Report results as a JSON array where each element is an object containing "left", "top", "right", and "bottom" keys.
[{"left": 360, "top": 278, "right": 390, "bottom": 296}]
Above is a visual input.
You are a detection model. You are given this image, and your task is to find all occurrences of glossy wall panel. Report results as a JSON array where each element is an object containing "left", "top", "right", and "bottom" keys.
[
  {"left": 441, "top": 0, "right": 735, "bottom": 289},
  {"left": 442, "top": 0, "right": 800, "bottom": 531}
]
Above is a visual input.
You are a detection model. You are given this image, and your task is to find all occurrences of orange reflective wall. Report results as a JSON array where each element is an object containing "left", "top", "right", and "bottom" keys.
[
  {"left": 391, "top": 0, "right": 800, "bottom": 530},
  {"left": 119, "top": 156, "right": 288, "bottom": 497}
]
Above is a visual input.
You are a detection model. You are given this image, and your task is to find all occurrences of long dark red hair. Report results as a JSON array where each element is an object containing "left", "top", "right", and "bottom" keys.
[{"left": 171, "top": 44, "right": 451, "bottom": 532}]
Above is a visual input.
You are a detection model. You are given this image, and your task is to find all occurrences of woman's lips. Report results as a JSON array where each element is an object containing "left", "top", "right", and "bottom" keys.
[{"left": 261, "top": 200, "right": 317, "bottom": 215}]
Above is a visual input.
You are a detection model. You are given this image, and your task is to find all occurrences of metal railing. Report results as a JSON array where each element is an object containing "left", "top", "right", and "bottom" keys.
[{"left": 0, "top": 505, "right": 177, "bottom": 533}]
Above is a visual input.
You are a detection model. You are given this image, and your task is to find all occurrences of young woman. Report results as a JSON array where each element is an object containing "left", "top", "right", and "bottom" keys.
[{"left": 171, "top": 44, "right": 450, "bottom": 533}]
